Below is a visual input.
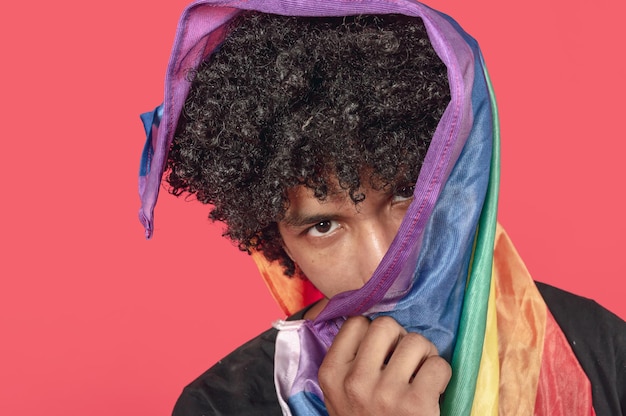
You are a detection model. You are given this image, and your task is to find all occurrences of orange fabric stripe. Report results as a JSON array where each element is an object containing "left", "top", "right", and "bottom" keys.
[
  {"left": 251, "top": 250, "right": 321, "bottom": 315},
  {"left": 493, "top": 225, "right": 546, "bottom": 414}
]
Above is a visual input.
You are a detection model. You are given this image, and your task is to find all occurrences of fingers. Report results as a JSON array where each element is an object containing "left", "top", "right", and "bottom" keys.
[
  {"left": 409, "top": 354, "right": 452, "bottom": 396},
  {"left": 319, "top": 315, "right": 452, "bottom": 416},
  {"left": 381, "top": 332, "right": 438, "bottom": 385},
  {"left": 350, "top": 316, "right": 408, "bottom": 379},
  {"left": 323, "top": 316, "right": 370, "bottom": 368},
  {"left": 319, "top": 316, "right": 371, "bottom": 414},
  {"left": 371, "top": 326, "right": 450, "bottom": 412},
  {"left": 321, "top": 316, "right": 408, "bottom": 379}
]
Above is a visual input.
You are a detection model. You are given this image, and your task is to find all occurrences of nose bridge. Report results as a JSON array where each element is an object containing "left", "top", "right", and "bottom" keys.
[{"left": 358, "top": 215, "right": 397, "bottom": 278}]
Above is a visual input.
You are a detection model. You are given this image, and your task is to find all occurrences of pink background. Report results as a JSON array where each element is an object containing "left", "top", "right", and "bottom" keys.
[{"left": 1, "top": 0, "right": 624, "bottom": 414}]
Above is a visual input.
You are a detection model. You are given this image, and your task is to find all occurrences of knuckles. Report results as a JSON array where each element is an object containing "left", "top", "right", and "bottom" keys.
[
  {"left": 342, "top": 315, "right": 371, "bottom": 329},
  {"left": 369, "top": 315, "right": 405, "bottom": 331},
  {"left": 401, "top": 331, "right": 433, "bottom": 349},
  {"left": 342, "top": 372, "right": 370, "bottom": 404},
  {"left": 320, "top": 315, "right": 449, "bottom": 416},
  {"left": 318, "top": 362, "right": 339, "bottom": 393},
  {"left": 426, "top": 355, "right": 452, "bottom": 377},
  {"left": 398, "top": 331, "right": 441, "bottom": 361},
  {"left": 421, "top": 356, "right": 452, "bottom": 390}
]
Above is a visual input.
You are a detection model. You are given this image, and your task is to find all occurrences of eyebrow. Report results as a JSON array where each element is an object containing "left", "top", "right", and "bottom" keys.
[{"left": 281, "top": 212, "right": 337, "bottom": 228}]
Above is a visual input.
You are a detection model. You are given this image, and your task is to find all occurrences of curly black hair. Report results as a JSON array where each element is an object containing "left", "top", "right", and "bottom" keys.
[{"left": 167, "top": 12, "right": 450, "bottom": 276}]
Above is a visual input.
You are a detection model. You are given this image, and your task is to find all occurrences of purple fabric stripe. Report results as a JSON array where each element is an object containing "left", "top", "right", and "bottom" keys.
[{"left": 139, "top": 5, "right": 237, "bottom": 237}]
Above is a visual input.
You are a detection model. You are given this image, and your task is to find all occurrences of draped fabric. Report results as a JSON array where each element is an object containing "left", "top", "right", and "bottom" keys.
[{"left": 138, "top": 0, "right": 595, "bottom": 414}]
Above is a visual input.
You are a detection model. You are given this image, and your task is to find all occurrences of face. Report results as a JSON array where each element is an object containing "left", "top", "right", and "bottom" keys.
[{"left": 278, "top": 180, "right": 414, "bottom": 300}]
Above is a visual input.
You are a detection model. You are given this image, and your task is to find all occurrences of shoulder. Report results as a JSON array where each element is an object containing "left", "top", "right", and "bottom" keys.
[
  {"left": 535, "top": 281, "right": 626, "bottom": 415},
  {"left": 171, "top": 308, "right": 309, "bottom": 416},
  {"left": 535, "top": 281, "right": 625, "bottom": 346},
  {"left": 172, "top": 326, "right": 280, "bottom": 416}
]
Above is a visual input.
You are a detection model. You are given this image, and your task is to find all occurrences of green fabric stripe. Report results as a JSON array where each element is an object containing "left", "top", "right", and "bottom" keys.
[{"left": 441, "top": 59, "right": 501, "bottom": 415}]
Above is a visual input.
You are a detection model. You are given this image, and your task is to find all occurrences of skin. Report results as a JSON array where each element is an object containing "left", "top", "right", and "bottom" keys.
[
  {"left": 277, "top": 180, "right": 452, "bottom": 415},
  {"left": 278, "top": 181, "right": 414, "bottom": 302}
]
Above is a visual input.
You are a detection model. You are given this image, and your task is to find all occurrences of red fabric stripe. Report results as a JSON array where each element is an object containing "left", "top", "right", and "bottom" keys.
[{"left": 533, "top": 308, "right": 595, "bottom": 415}]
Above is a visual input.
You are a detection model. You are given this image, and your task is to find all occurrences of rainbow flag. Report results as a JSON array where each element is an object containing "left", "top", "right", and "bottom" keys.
[{"left": 138, "top": 0, "right": 595, "bottom": 414}]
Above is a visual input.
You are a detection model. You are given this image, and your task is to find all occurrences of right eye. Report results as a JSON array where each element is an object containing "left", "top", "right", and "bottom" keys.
[
  {"left": 392, "top": 185, "right": 415, "bottom": 203},
  {"left": 307, "top": 220, "right": 339, "bottom": 237}
]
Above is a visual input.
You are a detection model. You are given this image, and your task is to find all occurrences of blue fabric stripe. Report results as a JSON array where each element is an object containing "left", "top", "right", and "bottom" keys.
[
  {"left": 138, "top": 104, "right": 163, "bottom": 177},
  {"left": 288, "top": 390, "right": 328, "bottom": 415}
]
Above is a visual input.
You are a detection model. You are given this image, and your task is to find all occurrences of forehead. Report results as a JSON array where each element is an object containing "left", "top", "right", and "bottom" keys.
[
  {"left": 282, "top": 179, "right": 353, "bottom": 217},
  {"left": 282, "top": 169, "right": 416, "bottom": 215}
]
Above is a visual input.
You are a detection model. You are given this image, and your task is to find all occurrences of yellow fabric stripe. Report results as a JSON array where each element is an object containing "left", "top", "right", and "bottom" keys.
[{"left": 470, "top": 269, "right": 499, "bottom": 415}]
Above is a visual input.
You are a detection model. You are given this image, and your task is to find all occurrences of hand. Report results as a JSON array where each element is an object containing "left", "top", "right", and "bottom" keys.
[{"left": 318, "top": 316, "right": 451, "bottom": 416}]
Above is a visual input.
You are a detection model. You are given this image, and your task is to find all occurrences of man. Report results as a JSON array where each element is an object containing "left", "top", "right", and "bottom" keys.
[{"left": 138, "top": 1, "right": 625, "bottom": 414}]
